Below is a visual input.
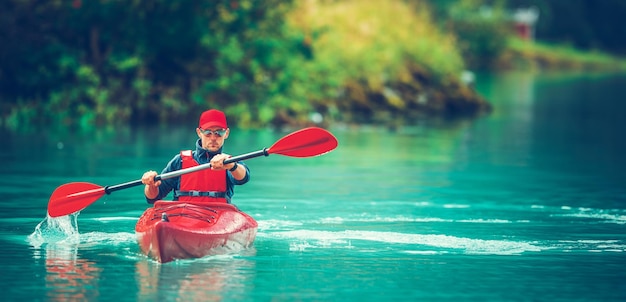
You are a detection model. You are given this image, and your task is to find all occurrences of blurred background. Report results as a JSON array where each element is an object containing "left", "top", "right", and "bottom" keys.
[{"left": 1, "top": 0, "right": 624, "bottom": 132}]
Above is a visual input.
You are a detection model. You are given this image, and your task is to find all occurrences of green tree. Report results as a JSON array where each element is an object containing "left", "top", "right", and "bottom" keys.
[{"left": 0, "top": 0, "right": 312, "bottom": 129}]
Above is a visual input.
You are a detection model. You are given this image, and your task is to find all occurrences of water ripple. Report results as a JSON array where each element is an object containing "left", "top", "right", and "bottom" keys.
[{"left": 261, "top": 230, "right": 541, "bottom": 255}]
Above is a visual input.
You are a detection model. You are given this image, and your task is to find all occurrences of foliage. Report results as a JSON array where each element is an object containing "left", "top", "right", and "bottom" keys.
[
  {"left": 287, "top": 0, "right": 476, "bottom": 123},
  {"left": 1, "top": 0, "right": 484, "bottom": 130},
  {"left": 506, "top": 0, "right": 626, "bottom": 55},
  {"left": 500, "top": 38, "right": 626, "bottom": 71},
  {"left": 292, "top": 0, "right": 464, "bottom": 81},
  {"left": 431, "top": 0, "right": 626, "bottom": 69},
  {"left": 439, "top": 0, "right": 512, "bottom": 69},
  {"left": 0, "top": 0, "right": 313, "bottom": 129}
]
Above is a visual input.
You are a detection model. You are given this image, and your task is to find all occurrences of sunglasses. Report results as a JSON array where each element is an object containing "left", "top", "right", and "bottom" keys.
[{"left": 199, "top": 128, "right": 227, "bottom": 137}]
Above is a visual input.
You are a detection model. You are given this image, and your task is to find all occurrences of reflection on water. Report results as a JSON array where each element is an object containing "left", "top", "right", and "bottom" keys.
[
  {"left": 28, "top": 215, "right": 102, "bottom": 300},
  {"left": 136, "top": 255, "right": 256, "bottom": 301},
  {"left": 28, "top": 214, "right": 258, "bottom": 301},
  {"left": 42, "top": 245, "right": 102, "bottom": 301}
]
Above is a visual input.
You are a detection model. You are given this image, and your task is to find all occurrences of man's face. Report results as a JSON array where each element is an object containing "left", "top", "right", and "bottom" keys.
[{"left": 197, "top": 127, "right": 229, "bottom": 152}]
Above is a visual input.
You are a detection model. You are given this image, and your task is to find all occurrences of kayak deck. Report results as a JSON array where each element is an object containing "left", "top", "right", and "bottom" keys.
[{"left": 135, "top": 201, "right": 257, "bottom": 263}]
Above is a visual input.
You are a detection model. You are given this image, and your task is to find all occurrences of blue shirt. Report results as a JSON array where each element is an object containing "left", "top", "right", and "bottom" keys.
[{"left": 146, "top": 139, "right": 250, "bottom": 204}]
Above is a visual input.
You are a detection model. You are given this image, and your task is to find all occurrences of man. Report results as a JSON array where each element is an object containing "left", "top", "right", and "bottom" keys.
[{"left": 141, "top": 109, "right": 250, "bottom": 204}]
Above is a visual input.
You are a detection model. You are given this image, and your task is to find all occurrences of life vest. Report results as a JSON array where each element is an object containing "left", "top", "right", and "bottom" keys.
[{"left": 174, "top": 150, "right": 230, "bottom": 203}]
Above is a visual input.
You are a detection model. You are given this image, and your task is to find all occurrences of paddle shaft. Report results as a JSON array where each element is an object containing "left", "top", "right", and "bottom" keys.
[{"left": 104, "top": 148, "right": 269, "bottom": 194}]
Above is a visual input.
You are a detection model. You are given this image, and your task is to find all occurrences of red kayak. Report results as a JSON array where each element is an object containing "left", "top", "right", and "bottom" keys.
[{"left": 135, "top": 201, "right": 258, "bottom": 263}]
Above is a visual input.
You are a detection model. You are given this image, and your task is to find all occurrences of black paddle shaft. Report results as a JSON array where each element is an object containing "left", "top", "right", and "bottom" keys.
[{"left": 103, "top": 148, "right": 269, "bottom": 194}]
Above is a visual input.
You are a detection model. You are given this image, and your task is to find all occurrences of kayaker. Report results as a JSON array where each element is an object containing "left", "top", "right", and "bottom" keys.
[{"left": 140, "top": 109, "right": 250, "bottom": 204}]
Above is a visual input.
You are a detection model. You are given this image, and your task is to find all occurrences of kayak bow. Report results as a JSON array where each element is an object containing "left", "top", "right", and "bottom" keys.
[{"left": 135, "top": 201, "right": 257, "bottom": 263}]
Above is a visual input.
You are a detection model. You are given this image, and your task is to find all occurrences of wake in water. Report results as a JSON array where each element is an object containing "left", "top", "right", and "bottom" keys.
[
  {"left": 257, "top": 212, "right": 626, "bottom": 255},
  {"left": 262, "top": 229, "right": 542, "bottom": 255}
]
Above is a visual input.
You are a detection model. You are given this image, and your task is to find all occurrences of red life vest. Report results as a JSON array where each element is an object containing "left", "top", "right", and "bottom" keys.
[{"left": 175, "top": 150, "right": 229, "bottom": 203}]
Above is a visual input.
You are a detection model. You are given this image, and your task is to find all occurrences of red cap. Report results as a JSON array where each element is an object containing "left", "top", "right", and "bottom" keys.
[{"left": 198, "top": 109, "right": 228, "bottom": 129}]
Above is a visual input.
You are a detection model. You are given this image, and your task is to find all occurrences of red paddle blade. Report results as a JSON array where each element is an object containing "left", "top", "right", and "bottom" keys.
[
  {"left": 47, "top": 182, "right": 106, "bottom": 217},
  {"left": 268, "top": 127, "right": 338, "bottom": 157}
]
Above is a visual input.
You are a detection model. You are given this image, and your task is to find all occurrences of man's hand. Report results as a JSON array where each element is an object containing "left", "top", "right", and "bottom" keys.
[
  {"left": 142, "top": 170, "right": 161, "bottom": 199},
  {"left": 210, "top": 153, "right": 235, "bottom": 171},
  {"left": 142, "top": 170, "right": 161, "bottom": 187}
]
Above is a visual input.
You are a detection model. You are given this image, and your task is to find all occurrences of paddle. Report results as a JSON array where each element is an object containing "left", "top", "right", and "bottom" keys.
[{"left": 47, "top": 127, "right": 338, "bottom": 217}]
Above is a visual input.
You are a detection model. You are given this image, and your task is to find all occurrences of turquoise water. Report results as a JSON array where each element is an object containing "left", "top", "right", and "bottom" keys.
[{"left": 1, "top": 71, "right": 626, "bottom": 301}]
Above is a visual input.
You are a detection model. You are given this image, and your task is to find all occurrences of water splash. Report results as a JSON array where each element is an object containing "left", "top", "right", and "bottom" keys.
[{"left": 27, "top": 214, "right": 81, "bottom": 248}]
